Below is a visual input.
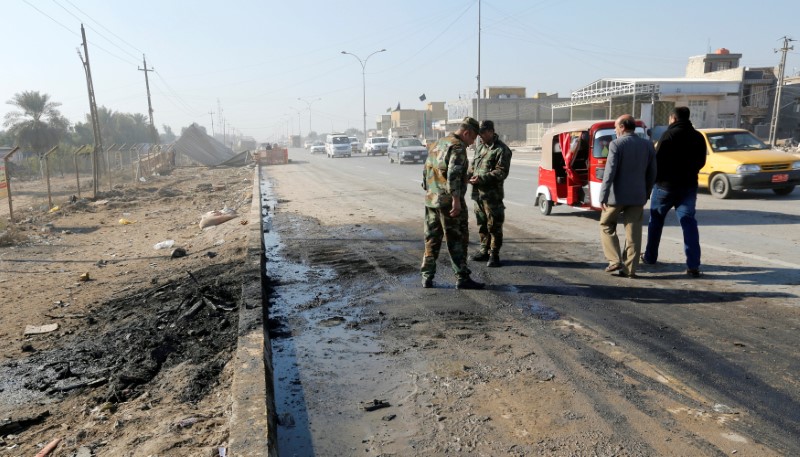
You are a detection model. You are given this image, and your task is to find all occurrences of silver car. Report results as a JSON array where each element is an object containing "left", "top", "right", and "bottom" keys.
[
  {"left": 388, "top": 137, "right": 428, "bottom": 164},
  {"left": 364, "top": 137, "right": 389, "bottom": 156}
]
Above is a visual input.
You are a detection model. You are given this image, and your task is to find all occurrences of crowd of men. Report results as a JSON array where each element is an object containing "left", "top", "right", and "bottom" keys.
[{"left": 421, "top": 106, "right": 707, "bottom": 289}]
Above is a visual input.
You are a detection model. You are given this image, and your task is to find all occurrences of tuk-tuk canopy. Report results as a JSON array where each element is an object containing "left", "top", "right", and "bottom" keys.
[{"left": 541, "top": 120, "right": 616, "bottom": 170}]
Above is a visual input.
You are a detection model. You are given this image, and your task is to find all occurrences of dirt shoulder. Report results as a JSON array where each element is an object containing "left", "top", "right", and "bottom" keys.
[{"left": 0, "top": 165, "right": 255, "bottom": 456}]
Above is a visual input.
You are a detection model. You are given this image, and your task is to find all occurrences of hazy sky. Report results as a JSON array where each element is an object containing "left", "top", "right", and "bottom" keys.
[{"left": 4, "top": 0, "right": 799, "bottom": 142}]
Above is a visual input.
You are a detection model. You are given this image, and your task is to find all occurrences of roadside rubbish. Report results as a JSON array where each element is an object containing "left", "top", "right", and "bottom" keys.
[
  {"left": 171, "top": 247, "right": 187, "bottom": 258},
  {"left": 24, "top": 323, "right": 59, "bottom": 336},
  {"left": 205, "top": 251, "right": 218, "bottom": 258},
  {"left": 48, "top": 206, "right": 60, "bottom": 213},
  {"left": 33, "top": 437, "right": 61, "bottom": 457},
  {"left": 153, "top": 240, "right": 175, "bottom": 250},
  {"left": 199, "top": 207, "right": 238, "bottom": 229},
  {"left": 118, "top": 218, "right": 135, "bottom": 225},
  {"left": 79, "top": 272, "right": 91, "bottom": 282},
  {"left": 363, "top": 399, "right": 390, "bottom": 412}
]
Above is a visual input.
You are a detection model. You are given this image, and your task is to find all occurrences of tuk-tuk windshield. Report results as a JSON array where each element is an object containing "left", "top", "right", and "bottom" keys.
[{"left": 592, "top": 127, "right": 648, "bottom": 158}]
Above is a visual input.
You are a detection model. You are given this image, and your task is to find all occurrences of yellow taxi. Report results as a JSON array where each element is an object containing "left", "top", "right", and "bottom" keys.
[{"left": 697, "top": 128, "right": 800, "bottom": 198}]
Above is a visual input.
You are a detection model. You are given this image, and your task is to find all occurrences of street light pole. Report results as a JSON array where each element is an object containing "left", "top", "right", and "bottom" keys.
[
  {"left": 298, "top": 97, "right": 321, "bottom": 136},
  {"left": 341, "top": 49, "right": 386, "bottom": 141}
]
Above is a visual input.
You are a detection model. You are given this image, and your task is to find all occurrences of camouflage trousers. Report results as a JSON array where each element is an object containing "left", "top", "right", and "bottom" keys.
[
  {"left": 421, "top": 205, "right": 471, "bottom": 281},
  {"left": 473, "top": 199, "right": 505, "bottom": 254}
]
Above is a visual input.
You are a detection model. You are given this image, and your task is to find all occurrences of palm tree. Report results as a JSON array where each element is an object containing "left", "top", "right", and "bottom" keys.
[{"left": 3, "top": 91, "right": 69, "bottom": 154}]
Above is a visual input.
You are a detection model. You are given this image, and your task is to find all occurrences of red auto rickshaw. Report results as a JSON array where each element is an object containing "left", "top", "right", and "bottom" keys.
[{"left": 535, "top": 119, "right": 649, "bottom": 215}]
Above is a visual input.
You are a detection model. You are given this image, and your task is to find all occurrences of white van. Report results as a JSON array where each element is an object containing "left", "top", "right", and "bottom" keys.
[{"left": 325, "top": 133, "right": 352, "bottom": 158}]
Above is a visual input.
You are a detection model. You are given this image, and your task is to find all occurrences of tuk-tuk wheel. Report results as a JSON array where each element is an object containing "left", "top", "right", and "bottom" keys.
[{"left": 538, "top": 195, "right": 553, "bottom": 215}]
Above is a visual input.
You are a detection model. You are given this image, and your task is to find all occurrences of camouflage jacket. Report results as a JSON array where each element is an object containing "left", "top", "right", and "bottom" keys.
[
  {"left": 467, "top": 134, "right": 512, "bottom": 202},
  {"left": 422, "top": 133, "right": 469, "bottom": 209}
]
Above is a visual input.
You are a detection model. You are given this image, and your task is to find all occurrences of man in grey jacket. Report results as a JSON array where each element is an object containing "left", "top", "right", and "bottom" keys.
[{"left": 599, "top": 114, "right": 657, "bottom": 278}]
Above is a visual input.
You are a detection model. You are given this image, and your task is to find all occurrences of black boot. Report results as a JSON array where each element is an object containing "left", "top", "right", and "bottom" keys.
[
  {"left": 456, "top": 277, "right": 485, "bottom": 290},
  {"left": 470, "top": 250, "right": 490, "bottom": 261},
  {"left": 486, "top": 252, "right": 500, "bottom": 267}
]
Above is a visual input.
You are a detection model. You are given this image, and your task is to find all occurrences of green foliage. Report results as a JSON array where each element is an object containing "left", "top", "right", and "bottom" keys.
[{"left": 3, "top": 91, "right": 69, "bottom": 153}]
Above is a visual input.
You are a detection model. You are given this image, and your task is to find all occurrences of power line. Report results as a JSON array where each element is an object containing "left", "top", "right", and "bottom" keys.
[
  {"left": 22, "top": 0, "right": 138, "bottom": 66},
  {"left": 63, "top": 0, "right": 144, "bottom": 55},
  {"left": 51, "top": 0, "right": 140, "bottom": 62}
]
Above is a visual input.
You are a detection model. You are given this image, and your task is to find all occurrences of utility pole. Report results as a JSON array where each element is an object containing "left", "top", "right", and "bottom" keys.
[
  {"left": 476, "top": 0, "right": 481, "bottom": 121},
  {"left": 217, "top": 100, "right": 224, "bottom": 141},
  {"left": 298, "top": 97, "right": 321, "bottom": 136},
  {"left": 208, "top": 110, "right": 215, "bottom": 137},
  {"left": 138, "top": 55, "right": 159, "bottom": 145},
  {"left": 341, "top": 49, "right": 387, "bottom": 141},
  {"left": 78, "top": 23, "right": 103, "bottom": 197},
  {"left": 768, "top": 36, "right": 795, "bottom": 146}
]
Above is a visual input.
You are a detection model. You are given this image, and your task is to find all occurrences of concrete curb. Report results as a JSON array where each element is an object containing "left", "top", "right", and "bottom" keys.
[{"left": 228, "top": 165, "right": 277, "bottom": 456}]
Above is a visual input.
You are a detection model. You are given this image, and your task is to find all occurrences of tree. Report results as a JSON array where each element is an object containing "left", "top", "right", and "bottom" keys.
[
  {"left": 3, "top": 91, "right": 69, "bottom": 154},
  {"left": 161, "top": 124, "right": 176, "bottom": 143}
]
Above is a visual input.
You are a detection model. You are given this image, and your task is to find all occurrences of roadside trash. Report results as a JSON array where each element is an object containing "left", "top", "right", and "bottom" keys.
[
  {"left": 382, "top": 414, "right": 396, "bottom": 421},
  {"left": 33, "top": 437, "right": 61, "bottom": 457},
  {"left": 171, "top": 247, "right": 187, "bottom": 258},
  {"left": 205, "top": 251, "right": 218, "bottom": 258},
  {"left": 118, "top": 218, "right": 135, "bottom": 225},
  {"left": 79, "top": 272, "right": 91, "bottom": 282},
  {"left": 218, "top": 447, "right": 227, "bottom": 457},
  {"left": 176, "top": 417, "right": 201, "bottom": 428},
  {"left": 213, "top": 239, "right": 225, "bottom": 246},
  {"left": 24, "top": 323, "right": 59, "bottom": 336},
  {"left": 153, "top": 240, "right": 175, "bottom": 250},
  {"left": 199, "top": 208, "right": 238, "bottom": 229},
  {"left": 363, "top": 399, "right": 390, "bottom": 412},
  {"left": 48, "top": 206, "right": 60, "bottom": 213},
  {"left": 239, "top": 219, "right": 248, "bottom": 225}
]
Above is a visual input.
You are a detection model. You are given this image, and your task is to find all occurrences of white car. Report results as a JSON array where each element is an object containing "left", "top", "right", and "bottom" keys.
[
  {"left": 309, "top": 141, "right": 325, "bottom": 154},
  {"left": 364, "top": 137, "right": 389, "bottom": 156},
  {"left": 349, "top": 137, "right": 361, "bottom": 154}
]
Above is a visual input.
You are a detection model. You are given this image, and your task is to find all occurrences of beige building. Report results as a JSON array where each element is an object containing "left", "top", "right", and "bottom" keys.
[
  {"left": 447, "top": 88, "right": 570, "bottom": 142},
  {"left": 374, "top": 102, "right": 448, "bottom": 139}
]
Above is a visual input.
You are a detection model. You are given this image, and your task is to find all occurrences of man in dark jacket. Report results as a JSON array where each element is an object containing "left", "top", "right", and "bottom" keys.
[
  {"left": 641, "top": 106, "right": 707, "bottom": 277},
  {"left": 599, "top": 114, "right": 657, "bottom": 278}
]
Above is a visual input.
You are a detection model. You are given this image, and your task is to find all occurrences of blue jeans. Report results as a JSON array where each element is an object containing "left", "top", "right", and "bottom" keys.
[{"left": 643, "top": 185, "right": 701, "bottom": 269}]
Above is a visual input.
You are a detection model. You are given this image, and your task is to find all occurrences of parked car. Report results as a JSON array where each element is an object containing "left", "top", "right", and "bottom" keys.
[
  {"left": 349, "top": 137, "right": 361, "bottom": 154},
  {"left": 388, "top": 137, "right": 428, "bottom": 164},
  {"left": 309, "top": 141, "right": 325, "bottom": 154},
  {"left": 325, "top": 133, "right": 352, "bottom": 158},
  {"left": 304, "top": 140, "right": 313, "bottom": 149},
  {"left": 364, "top": 137, "right": 389, "bottom": 155},
  {"left": 696, "top": 128, "right": 800, "bottom": 198}
]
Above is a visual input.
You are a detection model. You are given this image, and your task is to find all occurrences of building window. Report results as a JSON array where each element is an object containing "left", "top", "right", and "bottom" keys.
[
  {"left": 714, "top": 61, "right": 731, "bottom": 71},
  {"left": 688, "top": 100, "right": 708, "bottom": 126}
]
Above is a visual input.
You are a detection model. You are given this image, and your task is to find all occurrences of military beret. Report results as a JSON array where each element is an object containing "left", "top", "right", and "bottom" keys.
[{"left": 479, "top": 120, "right": 494, "bottom": 132}]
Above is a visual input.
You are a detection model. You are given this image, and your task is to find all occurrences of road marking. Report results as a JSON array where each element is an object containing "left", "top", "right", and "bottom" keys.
[{"left": 661, "top": 235, "right": 800, "bottom": 269}]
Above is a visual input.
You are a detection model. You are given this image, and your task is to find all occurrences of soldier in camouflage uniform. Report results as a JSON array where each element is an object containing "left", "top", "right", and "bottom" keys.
[
  {"left": 420, "top": 117, "right": 485, "bottom": 290},
  {"left": 467, "top": 120, "right": 512, "bottom": 267}
]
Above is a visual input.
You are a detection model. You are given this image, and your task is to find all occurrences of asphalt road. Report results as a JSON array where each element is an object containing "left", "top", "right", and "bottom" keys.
[{"left": 264, "top": 147, "right": 800, "bottom": 456}]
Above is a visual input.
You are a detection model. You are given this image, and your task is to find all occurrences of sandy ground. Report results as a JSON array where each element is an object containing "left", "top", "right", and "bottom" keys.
[{"left": 0, "top": 165, "right": 255, "bottom": 456}]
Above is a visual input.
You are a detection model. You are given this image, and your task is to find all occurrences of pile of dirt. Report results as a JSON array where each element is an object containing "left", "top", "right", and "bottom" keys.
[{"left": 0, "top": 165, "right": 256, "bottom": 456}]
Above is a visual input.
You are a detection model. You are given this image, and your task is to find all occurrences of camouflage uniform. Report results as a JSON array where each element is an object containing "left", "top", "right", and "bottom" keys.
[
  {"left": 467, "top": 133, "right": 512, "bottom": 256},
  {"left": 420, "top": 132, "right": 472, "bottom": 282}
]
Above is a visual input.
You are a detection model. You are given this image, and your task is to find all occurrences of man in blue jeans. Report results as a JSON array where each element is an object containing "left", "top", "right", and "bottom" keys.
[{"left": 642, "top": 106, "right": 707, "bottom": 277}]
